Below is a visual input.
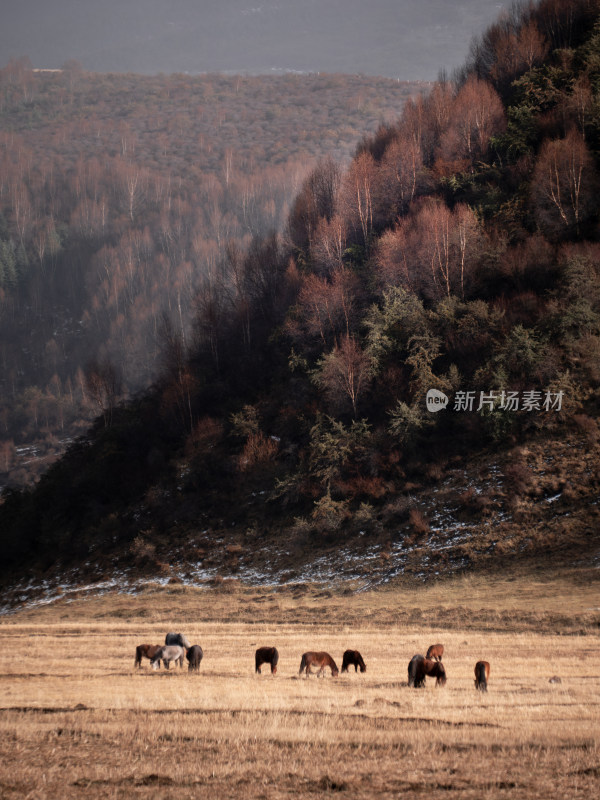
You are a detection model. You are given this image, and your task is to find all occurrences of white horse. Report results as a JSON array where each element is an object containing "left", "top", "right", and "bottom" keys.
[{"left": 151, "top": 645, "right": 185, "bottom": 669}]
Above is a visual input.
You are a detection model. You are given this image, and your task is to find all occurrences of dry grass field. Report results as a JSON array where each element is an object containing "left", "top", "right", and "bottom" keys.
[{"left": 0, "top": 571, "right": 599, "bottom": 799}]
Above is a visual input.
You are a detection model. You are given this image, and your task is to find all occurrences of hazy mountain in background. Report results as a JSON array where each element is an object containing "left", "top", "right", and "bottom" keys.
[{"left": 2, "top": 0, "right": 505, "bottom": 80}]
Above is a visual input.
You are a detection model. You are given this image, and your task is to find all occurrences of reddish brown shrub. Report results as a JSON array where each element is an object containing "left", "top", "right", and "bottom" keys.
[
  {"left": 237, "top": 432, "right": 278, "bottom": 472},
  {"left": 409, "top": 507, "right": 430, "bottom": 536},
  {"left": 504, "top": 461, "right": 532, "bottom": 495},
  {"left": 186, "top": 416, "right": 224, "bottom": 455}
]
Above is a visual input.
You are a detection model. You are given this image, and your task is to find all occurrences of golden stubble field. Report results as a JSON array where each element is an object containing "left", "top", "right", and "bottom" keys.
[{"left": 0, "top": 572, "right": 599, "bottom": 799}]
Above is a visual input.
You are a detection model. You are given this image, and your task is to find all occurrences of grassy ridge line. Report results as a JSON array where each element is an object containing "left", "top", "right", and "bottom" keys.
[{"left": 2, "top": 572, "right": 599, "bottom": 633}]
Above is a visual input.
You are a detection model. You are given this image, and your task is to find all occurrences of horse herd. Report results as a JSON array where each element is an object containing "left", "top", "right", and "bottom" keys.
[
  {"left": 134, "top": 633, "right": 203, "bottom": 672},
  {"left": 134, "top": 635, "right": 490, "bottom": 691}
]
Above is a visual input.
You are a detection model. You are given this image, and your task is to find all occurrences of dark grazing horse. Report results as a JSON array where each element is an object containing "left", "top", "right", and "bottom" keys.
[
  {"left": 165, "top": 632, "right": 191, "bottom": 649},
  {"left": 474, "top": 660, "right": 490, "bottom": 691},
  {"left": 151, "top": 645, "right": 185, "bottom": 670},
  {"left": 409, "top": 655, "right": 447, "bottom": 687},
  {"left": 341, "top": 649, "right": 366, "bottom": 673},
  {"left": 299, "top": 651, "right": 339, "bottom": 677},
  {"left": 134, "top": 643, "right": 163, "bottom": 668},
  {"left": 408, "top": 654, "right": 427, "bottom": 688},
  {"left": 423, "top": 657, "right": 447, "bottom": 686},
  {"left": 255, "top": 646, "right": 279, "bottom": 674},
  {"left": 186, "top": 645, "right": 204, "bottom": 672},
  {"left": 426, "top": 643, "right": 444, "bottom": 662}
]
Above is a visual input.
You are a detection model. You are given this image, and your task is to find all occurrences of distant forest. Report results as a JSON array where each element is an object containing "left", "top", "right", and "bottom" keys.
[
  {"left": 1, "top": 0, "right": 600, "bottom": 583},
  {"left": 0, "top": 65, "right": 424, "bottom": 486}
]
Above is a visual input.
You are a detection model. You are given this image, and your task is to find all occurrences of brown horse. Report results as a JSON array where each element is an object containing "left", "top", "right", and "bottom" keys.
[
  {"left": 474, "top": 660, "right": 490, "bottom": 692},
  {"left": 186, "top": 645, "right": 204, "bottom": 672},
  {"left": 299, "top": 651, "right": 339, "bottom": 677},
  {"left": 426, "top": 643, "right": 444, "bottom": 661},
  {"left": 424, "top": 657, "right": 447, "bottom": 686},
  {"left": 341, "top": 649, "right": 366, "bottom": 673},
  {"left": 134, "top": 643, "right": 163, "bottom": 668}
]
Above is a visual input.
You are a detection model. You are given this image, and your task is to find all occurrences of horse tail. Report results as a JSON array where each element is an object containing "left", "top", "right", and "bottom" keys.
[
  {"left": 408, "top": 658, "right": 415, "bottom": 687},
  {"left": 408, "top": 655, "right": 425, "bottom": 687},
  {"left": 272, "top": 648, "right": 279, "bottom": 668},
  {"left": 299, "top": 654, "right": 307, "bottom": 675},
  {"left": 134, "top": 646, "right": 141, "bottom": 668},
  {"left": 436, "top": 663, "right": 447, "bottom": 686}
]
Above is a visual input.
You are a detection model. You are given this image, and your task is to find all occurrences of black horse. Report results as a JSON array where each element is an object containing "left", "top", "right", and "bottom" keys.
[
  {"left": 341, "top": 649, "right": 366, "bottom": 673},
  {"left": 165, "top": 632, "right": 191, "bottom": 649},
  {"left": 408, "top": 654, "right": 426, "bottom": 688},
  {"left": 255, "top": 646, "right": 279, "bottom": 674}
]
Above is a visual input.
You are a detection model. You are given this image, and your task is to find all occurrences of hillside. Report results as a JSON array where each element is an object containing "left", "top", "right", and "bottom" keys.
[
  {"left": 0, "top": 66, "right": 425, "bottom": 488},
  {"left": 2, "top": 0, "right": 600, "bottom": 605}
]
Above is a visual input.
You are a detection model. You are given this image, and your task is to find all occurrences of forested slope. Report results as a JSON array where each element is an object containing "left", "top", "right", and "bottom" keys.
[
  {"left": 1, "top": 0, "right": 600, "bottom": 593},
  {"left": 0, "top": 65, "right": 423, "bottom": 486}
]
